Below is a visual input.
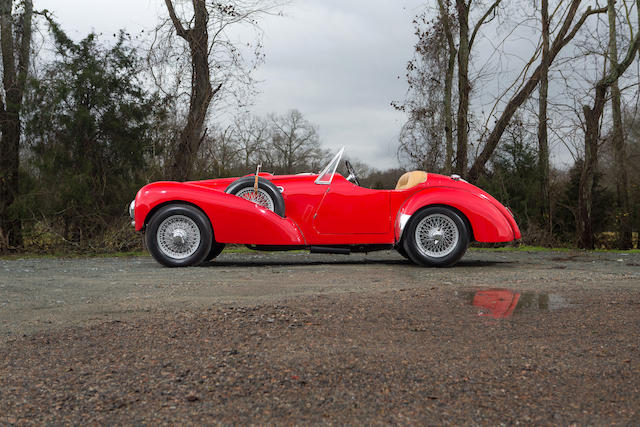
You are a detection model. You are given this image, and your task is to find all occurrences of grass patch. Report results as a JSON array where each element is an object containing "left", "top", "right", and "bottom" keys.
[
  {"left": 470, "top": 245, "right": 572, "bottom": 253},
  {"left": 470, "top": 244, "right": 640, "bottom": 254}
]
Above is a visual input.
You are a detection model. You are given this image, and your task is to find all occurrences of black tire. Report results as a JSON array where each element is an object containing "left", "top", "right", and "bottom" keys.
[
  {"left": 225, "top": 176, "right": 285, "bottom": 217},
  {"left": 206, "top": 242, "right": 225, "bottom": 261},
  {"left": 396, "top": 244, "right": 410, "bottom": 259},
  {"left": 145, "top": 204, "right": 213, "bottom": 267},
  {"left": 402, "top": 206, "right": 469, "bottom": 267}
]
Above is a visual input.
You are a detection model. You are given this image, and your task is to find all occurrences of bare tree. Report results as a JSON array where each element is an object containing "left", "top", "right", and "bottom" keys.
[
  {"left": 537, "top": 0, "right": 551, "bottom": 233},
  {"left": 0, "top": 0, "right": 33, "bottom": 249},
  {"left": 467, "top": 0, "right": 608, "bottom": 182},
  {"left": 438, "top": 0, "right": 457, "bottom": 174},
  {"left": 233, "top": 113, "right": 268, "bottom": 169},
  {"left": 394, "top": 6, "right": 458, "bottom": 172},
  {"left": 577, "top": 0, "right": 640, "bottom": 249},
  {"left": 454, "top": 0, "right": 503, "bottom": 176},
  {"left": 268, "top": 109, "right": 322, "bottom": 174},
  {"left": 610, "top": 1, "right": 633, "bottom": 249},
  {"left": 153, "top": 0, "right": 279, "bottom": 181},
  {"left": 195, "top": 126, "right": 240, "bottom": 177}
]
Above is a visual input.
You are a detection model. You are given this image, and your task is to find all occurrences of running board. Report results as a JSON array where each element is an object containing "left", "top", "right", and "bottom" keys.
[{"left": 309, "top": 246, "right": 351, "bottom": 255}]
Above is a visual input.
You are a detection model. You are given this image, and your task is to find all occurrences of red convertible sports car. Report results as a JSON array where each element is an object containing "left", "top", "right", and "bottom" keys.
[{"left": 129, "top": 148, "right": 521, "bottom": 267}]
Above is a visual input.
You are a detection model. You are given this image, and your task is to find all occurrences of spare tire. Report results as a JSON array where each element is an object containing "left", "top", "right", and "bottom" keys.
[{"left": 225, "top": 176, "right": 286, "bottom": 217}]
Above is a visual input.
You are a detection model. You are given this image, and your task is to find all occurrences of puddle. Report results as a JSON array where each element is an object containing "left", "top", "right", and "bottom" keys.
[{"left": 457, "top": 289, "right": 569, "bottom": 319}]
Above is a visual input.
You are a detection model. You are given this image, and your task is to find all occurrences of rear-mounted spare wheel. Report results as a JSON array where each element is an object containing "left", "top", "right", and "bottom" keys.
[{"left": 225, "top": 176, "right": 285, "bottom": 217}]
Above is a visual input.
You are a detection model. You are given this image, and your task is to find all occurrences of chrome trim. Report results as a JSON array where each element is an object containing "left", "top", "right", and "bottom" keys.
[
  {"left": 450, "top": 174, "right": 468, "bottom": 183},
  {"left": 399, "top": 213, "right": 411, "bottom": 232}
]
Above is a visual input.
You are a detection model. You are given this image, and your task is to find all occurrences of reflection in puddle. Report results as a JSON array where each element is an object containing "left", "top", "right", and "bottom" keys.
[{"left": 459, "top": 289, "right": 569, "bottom": 318}]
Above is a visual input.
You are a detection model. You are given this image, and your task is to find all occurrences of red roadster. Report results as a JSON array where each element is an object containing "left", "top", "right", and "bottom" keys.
[{"left": 129, "top": 148, "right": 520, "bottom": 267}]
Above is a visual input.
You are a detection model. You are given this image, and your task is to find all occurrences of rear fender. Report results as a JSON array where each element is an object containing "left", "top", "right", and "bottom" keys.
[
  {"left": 135, "top": 182, "right": 305, "bottom": 245},
  {"left": 395, "top": 187, "right": 517, "bottom": 243}
]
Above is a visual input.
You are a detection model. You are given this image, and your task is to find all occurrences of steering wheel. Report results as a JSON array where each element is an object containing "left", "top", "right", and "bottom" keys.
[{"left": 345, "top": 160, "right": 360, "bottom": 186}]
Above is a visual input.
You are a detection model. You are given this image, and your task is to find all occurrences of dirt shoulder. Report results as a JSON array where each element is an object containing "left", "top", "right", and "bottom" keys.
[
  {"left": 1, "top": 249, "right": 639, "bottom": 338},
  {"left": 1, "top": 250, "right": 639, "bottom": 424}
]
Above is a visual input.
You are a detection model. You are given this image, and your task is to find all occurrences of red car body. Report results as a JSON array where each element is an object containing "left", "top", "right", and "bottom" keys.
[
  {"left": 131, "top": 148, "right": 519, "bottom": 267},
  {"left": 133, "top": 172, "right": 520, "bottom": 248}
]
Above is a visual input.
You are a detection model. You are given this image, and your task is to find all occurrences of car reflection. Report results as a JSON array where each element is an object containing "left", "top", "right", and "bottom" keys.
[{"left": 463, "top": 289, "right": 568, "bottom": 318}]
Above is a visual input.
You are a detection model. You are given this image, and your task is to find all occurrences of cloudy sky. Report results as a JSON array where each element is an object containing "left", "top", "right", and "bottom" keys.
[{"left": 35, "top": 0, "right": 425, "bottom": 170}]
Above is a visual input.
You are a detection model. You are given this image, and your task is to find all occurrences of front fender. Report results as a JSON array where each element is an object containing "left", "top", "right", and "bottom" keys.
[
  {"left": 135, "top": 182, "right": 305, "bottom": 245},
  {"left": 394, "top": 187, "right": 520, "bottom": 243}
]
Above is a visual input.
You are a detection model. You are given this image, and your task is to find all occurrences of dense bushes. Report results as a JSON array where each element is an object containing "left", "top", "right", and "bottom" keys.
[{"left": 9, "top": 27, "right": 164, "bottom": 253}]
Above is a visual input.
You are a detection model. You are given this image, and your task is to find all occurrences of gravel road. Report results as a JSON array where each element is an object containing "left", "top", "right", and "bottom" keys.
[{"left": 1, "top": 249, "right": 639, "bottom": 424}]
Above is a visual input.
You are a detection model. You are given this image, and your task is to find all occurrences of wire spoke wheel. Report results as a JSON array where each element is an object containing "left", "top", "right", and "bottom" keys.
[
  {"left": 156, "top": 215, "right": 201, "bottom": 259},
  {"left": 235, "top": 188, "right": 275, "bottom": 211},
  {"left": 415, "top": 213, "right": 460, "bottom": 258},
  {"left": 225, "top": 176, "right": 286, "bottom": 218}
]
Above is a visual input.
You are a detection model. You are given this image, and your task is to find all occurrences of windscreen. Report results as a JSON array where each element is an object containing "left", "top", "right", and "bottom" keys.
[{"left": 315, "top": 147, "right": 344, "bottom": 184}]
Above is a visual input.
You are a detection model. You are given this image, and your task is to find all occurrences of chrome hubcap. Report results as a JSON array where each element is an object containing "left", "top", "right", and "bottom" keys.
[
  {"left": 415, "top": 213, "right": 459, "bottom": 258},
  {"left": 235, "top": 188, "right": 275, "bottom": 211},
  {"left": 157, "top": 215, "right": 201, "bottom": 259},
  {"left": 172, "top": 229, "right": 187, "bottom": 246}
]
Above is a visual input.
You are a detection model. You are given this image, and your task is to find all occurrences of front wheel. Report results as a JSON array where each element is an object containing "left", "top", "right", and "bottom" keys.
[
  {"left": 145, "top": 204, "right": 213, "bottom": 267},
  {"left": 402, "top": 207, "right": 469, "bottom": 267}
]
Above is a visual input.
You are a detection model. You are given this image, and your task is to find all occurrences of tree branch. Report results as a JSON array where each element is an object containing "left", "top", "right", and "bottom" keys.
[
  {"left": 165, "top": 0, "right": 188, "bottom": 39},
  {"left": 469, "top": 0, "right": 502, "bottom": 49},
  {"left": 16, "top": 0, "right": 33, "bottom": 99},
  {"left": 559, "top": 6, "right": 608, "bottom": 51}
]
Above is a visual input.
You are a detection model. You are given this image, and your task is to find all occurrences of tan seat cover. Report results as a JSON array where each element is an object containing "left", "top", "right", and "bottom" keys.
[{"left": 395, "top": 171, "right": 428, "bottom": 191}]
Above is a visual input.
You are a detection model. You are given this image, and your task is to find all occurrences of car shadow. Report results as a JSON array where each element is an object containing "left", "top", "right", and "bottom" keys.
[{"left": 200, "top": 257, "right": 504, "bottom": 268}]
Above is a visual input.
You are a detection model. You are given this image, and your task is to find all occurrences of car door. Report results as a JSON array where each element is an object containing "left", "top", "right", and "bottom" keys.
[{"left": 313, "top": 177, "right": 390, "bottom": 235}]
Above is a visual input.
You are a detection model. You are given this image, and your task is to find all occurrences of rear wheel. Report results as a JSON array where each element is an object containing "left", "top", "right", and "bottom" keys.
[
  {"left": 402, "top": 206, "right": 469, "bottom": 267},
  {"left": 145, "top": 204, "right": 212, "bottom": 267},
  {"left": 206, "top": 242, "right": 225, "bottom": 261},
  {"left": 396, "top": 244, "right": 409, "bottom": 259}
]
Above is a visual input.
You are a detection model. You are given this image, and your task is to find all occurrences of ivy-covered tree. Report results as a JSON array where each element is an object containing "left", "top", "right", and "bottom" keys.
[
  {"left": 21, "top": 21, "right": 163, "bottom": 241},
  {"left": 0, "top": 0, "right": 33, "bottom": 249}
]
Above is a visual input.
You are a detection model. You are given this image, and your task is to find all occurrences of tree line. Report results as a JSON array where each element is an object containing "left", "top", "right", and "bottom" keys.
[
  {"left": 395, "top": 0, "right": 640, "bottom": 249},
  {"left": 0, "top": 0, "right": 638, "bottom": 253}
]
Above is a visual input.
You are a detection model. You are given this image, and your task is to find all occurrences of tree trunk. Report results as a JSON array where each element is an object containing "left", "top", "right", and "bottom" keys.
[
  {"left": 455, "top": 0, "right": 470, "bottom": 177},
  {"left": 577, "top": 1, "right": 640, "bottom": 249},
  {"left": 165, "top": 0, "right": 216, "bottom": 181},
  {"left": 0, "top": 0, "right": 33, "bottom": 249},
  {"left": 578, "top": 100, "right": 604, "bottom": 249},
  {"left": 438, "top": 0, "right": 457, "bottom": 175},
  {"left": 537, "top": 0, "right": 551, "bottom": 234},
  {"left": 608, "top": 0, "right": 632, "bottom": 249}
]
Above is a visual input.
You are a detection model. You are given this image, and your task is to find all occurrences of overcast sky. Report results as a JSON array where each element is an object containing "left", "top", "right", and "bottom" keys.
[{"left": 34, "top": 0, "right": 425, "bottom": 170}]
